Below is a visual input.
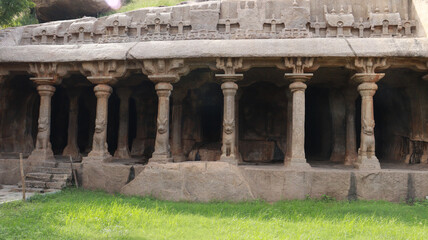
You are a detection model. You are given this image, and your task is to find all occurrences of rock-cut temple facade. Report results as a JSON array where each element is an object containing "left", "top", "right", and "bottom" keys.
[{"left": 1, "top": 0, "right": 428, "bottom": 202}]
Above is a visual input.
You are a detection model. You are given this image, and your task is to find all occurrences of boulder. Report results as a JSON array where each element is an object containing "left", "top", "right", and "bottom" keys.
[{"left": 34, "top": 0, "right": 127, "bottom": 22}]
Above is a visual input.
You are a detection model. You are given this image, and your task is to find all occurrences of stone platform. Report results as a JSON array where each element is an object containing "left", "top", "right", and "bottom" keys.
[{"left": 81, "top": 161, "right": 428, "bottom": 202}]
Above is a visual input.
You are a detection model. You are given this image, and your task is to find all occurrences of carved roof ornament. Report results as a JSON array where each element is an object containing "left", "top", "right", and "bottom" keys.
[
  {"left": 348, "top": 57, "right": 390, "bottom": 74},
  {"left": 284, "top": 57, "right": 315, "bottom": 74},
  {"left": 28, "top": 62, "right": 67, "bottom": 85},
  {"left": 324, "top": 5, "right": 354, "bottom": 37},
  {"left": 368, "top": 5, "right": 402, "bottom": 37},
  {"left": 80, "top": 61, "right": 127, "bottom": 85},
  {"left": 68, "top": 18, "right": 96, "bottom": 43},
  {"left": 142, "top": 59, "right": 190, "bottom": 83}
]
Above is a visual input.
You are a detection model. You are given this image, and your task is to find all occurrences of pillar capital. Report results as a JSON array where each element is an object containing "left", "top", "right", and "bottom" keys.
[
  {"left": 284, "top": 73, "right": 313, "bottom": 83},
  {"left": 347, "top": 58, "right": 389, "bottom": 74},
  {"left": 216, "top": 73, "right": 244, "bottom": 83},
  {"left": 36, "top": 84, "right": 56, "bottom": 96},
  {"left": 283, "top": 57, "right": 317, "bottom": 74},
  {"left": 28, "top": 62, "right": 66, "bottom": 85},
  {"left": 143, "top": 59, "right": 189, "bottom": 83},
  {"left": 216, "top": 57, "right": 244, "bottom": 75},
  {"left": 94, "top": 84, "right": 112, "bottom": 98},
  {"left": 351, "top": 73, "right": 385, "bottom": 84},
  {"left": 80, "top": 61, "right": 127, "bottom": 85}
]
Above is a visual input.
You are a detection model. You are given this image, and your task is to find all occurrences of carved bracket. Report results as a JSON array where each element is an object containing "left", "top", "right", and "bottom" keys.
[
  {"left": 80, "top": 61, "right": 127, "bottom": 85},
  {"left": 346, "top": 57, "right": 390, "bottom": 74},
  {"left": 29, "top": 62, "right": 67, "bottom": 85},
  {"left": 215, "top": 57, "right": 245, "bottom": 75},
  {"left": 142, "top": 59, "right": 189, "bottom": 83},
  {"left": 283, "top": 57, "right": 317, "bottom": 74}
]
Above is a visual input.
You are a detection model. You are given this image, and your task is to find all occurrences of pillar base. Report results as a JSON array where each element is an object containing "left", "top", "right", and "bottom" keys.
[
  {"left": 86, "top": 150, "right": 112, "bottom": 162},
  {"left": 344, "top": 155, "right": 357, "bottom": 166},
  {"left": 149, "top": 153, "right": 173, "bottom": 164},
  {"left": 330, "top": 153, "right": 345, "bottom": 163},
  {"left": 28, "top": 149, "right": 55, "bottom": 162},
  {"left": 220, "top": 155, "right": 238, "bottom": 165},
  {"left": 354, "top": 156, "right": 381, "bottom": 170},
  {"left": 130, "top": 139, "right": 145, "bottom": 156},
  {"left": 284, "top": 157, "right": 311, "bottom": 169},
  {"left": 173, "top": 154, "right": 187, "bottom": 163},
  {"left": 63, "top": 146, "right": 81, "bottom": 161},
  {"left": 114, "top": 148, "right": 131, "bottom": 159}
]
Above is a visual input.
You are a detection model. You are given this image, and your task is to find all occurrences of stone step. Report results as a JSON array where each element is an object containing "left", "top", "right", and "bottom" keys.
[
  {"left": 52, "top": 173, "right": 71, "bottom": 181},
  {"left": 25, "top": 180, "right": 47, "bottom": 189},
  {"left": 36, "top": 167, "right": 72, "bottom": 174},
  {"left": 42, "top": 161, "right": 71, "bottom": 169},
  {"left": 46, "top": 181, "right": 67, "bottom": 189},
  {"left": 26, "top": 172, "right": 52, "bottom": 182}
]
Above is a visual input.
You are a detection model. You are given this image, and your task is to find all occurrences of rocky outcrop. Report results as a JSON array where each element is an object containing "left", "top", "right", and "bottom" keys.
[{"left": 34, "top": 0, "right": 127, "bottom": 22}]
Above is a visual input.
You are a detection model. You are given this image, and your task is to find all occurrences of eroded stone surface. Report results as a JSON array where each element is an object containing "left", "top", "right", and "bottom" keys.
[{"left": 121, "top": 162, "right": 254, "bottom": 202}]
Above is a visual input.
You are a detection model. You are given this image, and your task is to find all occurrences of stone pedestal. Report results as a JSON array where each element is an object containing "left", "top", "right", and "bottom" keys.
[
  {"left": 171, "top": 91, "right": 186, "bottom": 162},
  {"left": 284, "top": 74, "right": 312, "bottom": 169},
  {"left": 114, "top": 88, "right": 132, "bottom": 159},
  {"left": 149, "top": 82, "right": 173, "bottom": 163},
  {"left": 344, "top": 87, "right": 358, "bottom": 166},
  {"left": 86, "top": 84, "right": 112, "bottom": 162},
  {"left": 216, "top": 74, "right": 243, "bottom": 165},
  {"left": 28, "top": 84, "right": 56, "bottom": 162},
  {"left": 63, "top": 89, "right": 81, "bottom": 160},
  {"left": 352, "top": 73, "right": 384, "bottom": 170}
]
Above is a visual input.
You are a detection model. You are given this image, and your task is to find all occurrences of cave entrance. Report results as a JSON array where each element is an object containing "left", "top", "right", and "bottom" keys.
[
  {"left": 305, "top": 87, "right": 333, "bottom": 162},
  {"left": 183, "top": 82, "right": 223, "bottom": 161},
  {"left": 239, "top": 82, "right": 287, "bottom": 163}
]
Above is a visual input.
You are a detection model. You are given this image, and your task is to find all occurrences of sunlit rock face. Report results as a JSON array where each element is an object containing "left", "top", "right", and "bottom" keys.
[{"left": 33, "top": 0, "right": 127, "bottom": 22}]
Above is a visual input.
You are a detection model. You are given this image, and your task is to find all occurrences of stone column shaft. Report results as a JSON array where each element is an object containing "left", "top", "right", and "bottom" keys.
[
  {"left": 114, "top": 88, "right": 132, "bottom": 159},
  {"left": 284, "top": 74, "right": 312, "bottom": 169},
  {"left": 344, "top": 88, "right": 358, "bottom": 165},
  {"left": 63, "top": 90, "right": 80, "bottom": 160},
  {"left": 87, "top": 84, "right": 112, "bottom": 161},
  {"left": 329, "top": 89, "right": 346, "bottom": 162},
  {"left": 352, "top": 73, "right": 384, "bottom": 170},
  {"left": 28, "top": 84, "right": 56, "bottom": 161},
  {"left": 150, "top": 82, "right": 173, "bottom": 163}
]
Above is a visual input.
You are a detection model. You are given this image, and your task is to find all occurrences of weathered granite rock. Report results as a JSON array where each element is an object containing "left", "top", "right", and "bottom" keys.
[
  {"left": 121, "top": 162, "right": 255, "bottom": 202},
  {"left": 82, "top": 162, "right": 133, "bottom": 193},
  {"left": 34, "top": 0, "right": 127, "bottom": 22}
]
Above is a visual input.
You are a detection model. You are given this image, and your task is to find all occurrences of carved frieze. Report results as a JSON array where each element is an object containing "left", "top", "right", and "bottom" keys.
[{"left": 6, "top": 0, "right": 419, "bottom": 46}]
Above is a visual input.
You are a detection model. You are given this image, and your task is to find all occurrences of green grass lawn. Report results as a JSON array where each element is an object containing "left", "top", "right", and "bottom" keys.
[{"left": 0, "top": 189, "right": 428, "bottom": 239}]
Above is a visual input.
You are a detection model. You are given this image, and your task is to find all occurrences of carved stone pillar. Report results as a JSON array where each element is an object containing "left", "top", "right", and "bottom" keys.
[
  {"left": 114, "top": 88, "right": 132, "bottom": 159},
  {"left": 28, "top": 84, "right": 56, "bottom": 161},
  {"left": 285, "top": 90, "right": 292, "bottom": 161},
  {"left": 344, "top": 87, "right": 358, "bottom": 166},
  {"left": 87, "top": 84, "right": 112, "bottom": 160},
  {"left": 216, "top": 74, "right": 243, "bottom": 165},
  {"left": 131, "top": 95, "right": 146, "bottom": 156},
  {"left": 63, "top": 89, "right": 80, "bottom": 160},
  {"left": 235, "top": 89, "right": 243, "bottom": 163},
  {"left": 283, "top": 73, "right": 312, "bottom": 169},
  {"left": 171, "top": 89, "right": 187, "bottom": 162},
  {"left": 352, "top": 73, "right": 384, "bottom": 170},
  {"left": 150, "top": 82, "right": 173, "bottom": 163}
]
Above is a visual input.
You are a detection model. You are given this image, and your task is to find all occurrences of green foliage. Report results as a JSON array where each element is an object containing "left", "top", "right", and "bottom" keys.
[
  {"left": 0, "top": 0, "right": 37, "bottom": 28},
  {"left": 1, "top": 188, "right": 428, "bottom": 239},
  {"left": 117, "top": 0, "right": 186, "bottom": 12}
]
